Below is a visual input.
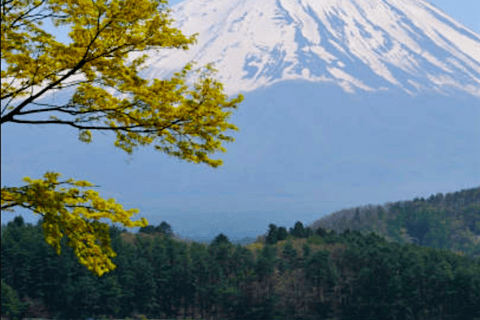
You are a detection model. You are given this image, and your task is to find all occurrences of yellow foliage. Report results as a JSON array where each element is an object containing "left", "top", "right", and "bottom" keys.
[
  {"left": 1, "top": 0, "right": 242, "bottom": 167},
  {"left": 1, "top": 0, "right": 242, "bottom": 276},
  {"left": 1, "top": 172, "right": 147, "bottom": 276},
  {"left": 245, "top": 242, "right": 265, "bottom": 260}
]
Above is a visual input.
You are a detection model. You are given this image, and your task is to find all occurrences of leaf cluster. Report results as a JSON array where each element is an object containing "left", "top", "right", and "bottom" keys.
[{"left": 1, "top": 172, "right": 147, "bottom": 275}]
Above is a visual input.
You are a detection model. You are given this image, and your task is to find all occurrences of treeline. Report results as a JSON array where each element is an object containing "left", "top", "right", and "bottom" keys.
[
  {"left": 138, "top": 221, "right": 174, "bottom": 237},
  {"left": 308, "top": 187, "right": 480, "bottom": 258},
  {"left": 2, "top": 216, "right": 480, "bottom": 320}
]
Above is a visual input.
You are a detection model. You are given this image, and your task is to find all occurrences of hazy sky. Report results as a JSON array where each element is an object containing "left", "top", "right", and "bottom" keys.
[{"left": 1, "top": 0, "right": 479, "bottom": 241}]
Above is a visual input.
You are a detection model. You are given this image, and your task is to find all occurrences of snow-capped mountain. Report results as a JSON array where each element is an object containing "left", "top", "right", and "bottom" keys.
[
  {"left": 139, "top": 0, "right": 480, "bottom": 96},
  {"left": 3, "top": 0, "right": 479, "bottom": 241}
]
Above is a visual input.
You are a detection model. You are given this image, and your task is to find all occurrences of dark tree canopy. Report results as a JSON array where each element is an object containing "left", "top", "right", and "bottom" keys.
[
  {"left": 266, "top": 224, "right": 278, "bottom": 245},
  {"left": 277, "top": 226, "right": 288, "bottom": 241},
  {"left": 139, "top": 221, "right": 173, "bottom": 236},
  {"left": 156, "top": 221, "right": 173, "bottom": 236},
  {"left": 2, "top": 216, "right": 480, "bottom": 319},
  {"left": 211, "top": 233, "right": 231, "bottom": 246},
  {"left": 289, "top": 221, "right": 306, "bottom": 238}
]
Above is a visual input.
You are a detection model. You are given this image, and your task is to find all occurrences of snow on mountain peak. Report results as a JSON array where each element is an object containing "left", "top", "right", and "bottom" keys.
[{"left": 138, "top": 0, "right": 480, "bottom": 96}]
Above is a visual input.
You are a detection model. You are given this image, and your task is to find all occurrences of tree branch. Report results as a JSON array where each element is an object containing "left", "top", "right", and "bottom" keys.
[
  {"left": 8, "top": 117, "right": 186, "bottom": 133},
  {"left": 6, "top": 0, "right": 47, "bottom": 29},
  {"left": 0, "top": 203, "right": 18, "bottom": 210},
  {"left": 1, "top": 6, "right": 111, "bottom": 125},
  {"left": 0, "top": 63, "right": 90, "bottom": 125}
]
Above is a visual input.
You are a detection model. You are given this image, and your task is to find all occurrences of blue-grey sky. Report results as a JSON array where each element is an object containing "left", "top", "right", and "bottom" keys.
[
  {"left": 1, "top": 0, "right": 479, "bottom": 242},
  {"left": 421, "top": 0, "right": 479, "bottom": 35}
]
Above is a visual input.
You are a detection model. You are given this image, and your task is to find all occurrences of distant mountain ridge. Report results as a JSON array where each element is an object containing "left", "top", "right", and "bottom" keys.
[
  {"left": 137, "top": 0, "right": 480, "bottom": 96},
  {"left": 156, "top": 186, "right": 480, "bottom": 259}
]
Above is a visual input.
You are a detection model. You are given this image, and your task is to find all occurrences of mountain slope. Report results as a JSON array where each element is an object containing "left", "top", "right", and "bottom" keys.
[
  {"left": 307, "top": 186, "right": 480, "bottom": 258},
  {"left": 138, "top": 0, "right": 480, "bottom": 96}
]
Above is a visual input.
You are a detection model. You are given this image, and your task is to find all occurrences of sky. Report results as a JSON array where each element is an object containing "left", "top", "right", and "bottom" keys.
[
  {"left": 421, "top": 0, "right": 479, "bottom": 35},
  {"left": 1, "top": 0, "right": 479, "bottom": 242}
]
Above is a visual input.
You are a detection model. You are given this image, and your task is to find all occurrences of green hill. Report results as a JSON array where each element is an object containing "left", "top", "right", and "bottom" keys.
[{"left": 306, "top": 186, "right": 480, "bottom": 258}]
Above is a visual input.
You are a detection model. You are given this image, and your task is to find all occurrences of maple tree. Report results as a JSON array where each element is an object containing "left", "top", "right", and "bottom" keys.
[{"left": 1, "top": 0, "right": 243, "bottom": 276}]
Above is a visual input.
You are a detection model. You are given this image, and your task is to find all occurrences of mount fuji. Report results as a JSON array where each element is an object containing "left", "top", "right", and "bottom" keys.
[
  {"left": 2, "top": 0, "right": 479, "bottom": 242},
  {"left": 140, "top": 0, "right": 480, "bottom": 97}
]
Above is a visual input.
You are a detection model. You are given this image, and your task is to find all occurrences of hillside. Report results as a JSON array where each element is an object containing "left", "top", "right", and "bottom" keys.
[{"left": 307, "top": 186, "right": 480, "bottom": 258}]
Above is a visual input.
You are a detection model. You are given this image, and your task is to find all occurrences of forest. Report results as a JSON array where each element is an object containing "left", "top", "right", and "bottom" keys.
[
  {"left": 308, "top": 187, "right": 480, "bottom": 259},
  {"left": 2, "top": 187, "right": 480, "bottom": 320}
]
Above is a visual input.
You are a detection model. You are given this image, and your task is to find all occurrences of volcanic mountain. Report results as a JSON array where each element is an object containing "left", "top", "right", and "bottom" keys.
[
  {"left": 3, "top": 0, "right": 479, "bottom": 241},
  {"left": 126, "top": 0, "right": 480, "bottom": 240},
  {"left": 140, "top": 0, "right": 480, "bottom": 97}
]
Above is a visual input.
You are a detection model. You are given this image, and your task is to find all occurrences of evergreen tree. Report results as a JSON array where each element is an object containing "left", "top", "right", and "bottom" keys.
[
  {"left": 229, "top": 245, "right": 256, "bottom": 299},
  {"left": 324, "top": 230, "right": 338, "bottom": 244},
  {"left": 115, "top": 239, "right": 138, "bottom": 317},
  {"left": 161, "top": 237, "right": 183, "bottom": 319},
  {"left": 377, "top": 206, "right": 387, "bottom": 220},
  {"left": 303, "top": 243, "right": 311, "bottom": 259},
  {"left": 255, "top": 244, "right": 277, "bottom": 282},
  {"left": 205, "top": 254, "right": 225, "bottom": 319},
  {"left": 97, "top": 275, "right": 123, "bottom": 318},
  {"left": 189, "top": 242, "right": 210, "bottom": 319},
  {"left": 290, "top": 221, "right": 306, "bottom": 238},
  {"left": 211, "top": 233, "right": 231, "bottom": 246},
  {"left": 156, "top": 221, "right": 174, "bottom": 237},
  {"left": 138, "top": 225, "right": 156, "bottom": 234},
  {"left": 352, "top": 208, "right": 362, "bottom": 227},
  {"left": 133, "top": 256, "right": 157, "bottom": 316},
  {"left": 305, "top": 227, "right": 313, "bottom": 238},
  {"left": 315, "top": 227, "right": 328, "bottom": 237},
  {"left": 266, "top": 224, "right": 278, "bottom": 245},
  {"left": 1, "top": 279, "right": 29, "bottom": 320},
  {"left": 282, "top": 240, "right": 298, "bottom": 271},
  {"left": 173, "top": 242, "right": 194, "bottom": 319},
  {"left": 277, "top": 226, "right": 289, "bottom": 241},
  {"left": 304, "top": 250, "right": 335, "bottom": 318}
]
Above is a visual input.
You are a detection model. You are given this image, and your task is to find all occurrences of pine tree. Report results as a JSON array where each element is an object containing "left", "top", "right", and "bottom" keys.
[
  {"left": 290, "top": 221, "right": 306, "bottom": 238},
  {"left": 277, "top": 226, "right": 289, "bottom": 241},
  {"left": 266, "top": 224, "right": 278, "bottom": 245},
  {"left": 1, "top": 279, "right": 29, "bottom": 320}
]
